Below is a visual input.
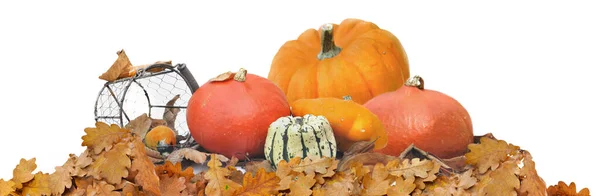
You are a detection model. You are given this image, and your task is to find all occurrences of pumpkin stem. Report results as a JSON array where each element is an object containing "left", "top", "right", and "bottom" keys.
[
  {"left": 405, "top": 75, "right": 425, "bottom": 90},
  {"left": 317, "top": 23, "right": 342, "bottom": 60},
  {"left": 233, "top": 68, "right": 247, "bottom": 82}
]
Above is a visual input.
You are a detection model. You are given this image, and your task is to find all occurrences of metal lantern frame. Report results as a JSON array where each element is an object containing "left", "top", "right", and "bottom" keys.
[{"left": 93, "top": 63, "right": 199, "bottom": 140}]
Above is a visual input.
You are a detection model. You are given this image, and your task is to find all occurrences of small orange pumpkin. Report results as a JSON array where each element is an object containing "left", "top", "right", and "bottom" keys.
[
  {"left": 290, "top": 96, "right": 388, "bottom": 152},
  {"left": 268, "top": 18, "right": 411, "bottom": 105}
]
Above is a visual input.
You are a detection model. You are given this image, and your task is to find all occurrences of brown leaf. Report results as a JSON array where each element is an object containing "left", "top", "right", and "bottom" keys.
[
  {"left": 387, "top": 158, "right": 436, "bottom": 180},
  {"left": 516, "top": 150, "right": 547, "bottom": 196},
  {"left": 151, "top": 118, "right": 168, "bottom": 128},
  {"left": 163, "top": 94, "right": 181, "bottom": 133},
  {"left": 289, "top": 173, "right": 316, "bottom": 196},
  {"left": 234, "top": 168, "right": 280, "bottom": 195},
  {"left": 204, "top": 154, "right": 242, "bottom": 196},
  {"left": 121, "top": 181, "right": 142, "bottom": 196},
  {"left": 292, "top": 156, "right": 337, "bottom": 178},
  {"left": 63, "top": 186, "right": 86, "bottom": 196},
  {"left": 155, "top": 161, "right": 195, "bottom": 182},
  {"left": 0, "top": 179, "right": 16, "bottom": 196},
  {"left": 81, "top": 122, "right": 131, "bottom": 155},
  {"left": 316, "top": 172, "right": 354, "bottom": 196},
  {"left": 125, "top": 113, "right": 153, "bottom": 139},
  {"left": 470, "top": 160, "right": 520, "bottom": 196},
  {"left": 343, "top": 141, "right": 376, "bottom": 157},
  {"left": 208, "top": 71, "right": 235, "bottom": 82},
  {"left": 159, "top": 174, "right": 187, "bottom": 195},
  {"left": 465, "top": 137, "right": 520, "bottom": 174},
  {"left": 228, "top": 166, "right": 245, "bottom": 185},
  {"left": 73, "top": 176, "right": 93, "bottom": 190},
  {"left": 88, "top": 141, "right": 132, "bottom": 185},
  {"left": 21, "top": 171, "right": 51, "bottom": 196},
  {"left": 338, "top": 152, "right": 396, "bottom": 172},
  {"left": 72, "top": 150, "right": 93, "bottom": 177},
  {"left": 11, "top": 157, "right": 37, "bottom": 189},
  {"left": 244, "top": 160, "right": 274, "bottom": 176},
  {"left": 99, "top": 49, "right": 133, "bottom": 82},
  {"left": 362, "top": 163, "right": 390, "bottom": 196},
  {"left": 86, "top": 180, "right": 120, "bottom": 196},
  {"left": 130, "top": 137, "right": 161, "bottom": 196},
  {"left": 547, "top": 181, "right": 590, "bottom": 196},
  {"left": 387, "top": 176, "right": 416, "bottom": 196},
  {"left": 48, "top": 165, "right": 73, "bottom": 195},
  {"left": 166, "top": 148, "right": 229, "bottom": 165}
]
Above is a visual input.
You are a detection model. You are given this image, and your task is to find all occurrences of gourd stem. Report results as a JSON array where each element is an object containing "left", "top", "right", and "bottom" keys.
[
  {"left": 404, "top": 75, "right": 425, "bottom": 90},
  {"left": 234, "top": 68, "right": 247, "bottom": 82},
  {"left": 317, "top": 23, "right": 342, "bottom": 60}
]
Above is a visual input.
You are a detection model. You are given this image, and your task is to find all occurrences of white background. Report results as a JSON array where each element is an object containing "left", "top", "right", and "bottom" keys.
[{"left": 1, "top": 0, "right": 598, "bottom": 192}]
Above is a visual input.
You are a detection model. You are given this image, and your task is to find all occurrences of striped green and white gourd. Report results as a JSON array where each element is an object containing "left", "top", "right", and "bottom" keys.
[{"left": 264, "top": 114, "right": 337, "bottom": 166}]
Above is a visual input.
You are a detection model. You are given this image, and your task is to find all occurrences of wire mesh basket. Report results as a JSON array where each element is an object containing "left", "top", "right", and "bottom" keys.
[{"left": 94, "top": 63, "right": 199, "bottom": 144}]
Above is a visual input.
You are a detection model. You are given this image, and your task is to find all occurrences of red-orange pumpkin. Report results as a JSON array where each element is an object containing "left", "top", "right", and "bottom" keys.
[
  {"left": 363, "top": 75, "right": 473, "bottom": 159},
  {"left": 186, "top": 68, "right": 291, "bottom": 159}
]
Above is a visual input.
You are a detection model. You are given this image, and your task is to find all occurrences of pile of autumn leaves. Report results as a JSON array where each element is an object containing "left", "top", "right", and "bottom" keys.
[{"left": 0, "top": 122, "right": 591, "bottom": 196}]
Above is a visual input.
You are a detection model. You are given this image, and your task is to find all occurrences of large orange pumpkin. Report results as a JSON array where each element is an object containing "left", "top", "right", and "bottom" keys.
[
  {"left": 268, "top": 18, "right": 411, "bottom": 104},
  {"left": 363, "top": 75, "right": 474, "bottom": 159},
  {"left": 186, "top": 68, "right": 291, "bottom": 160}
]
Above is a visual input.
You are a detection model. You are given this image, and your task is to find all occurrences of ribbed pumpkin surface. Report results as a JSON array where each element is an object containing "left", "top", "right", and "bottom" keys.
[{"left": 264, "top": 114, "right": 337, "bottom": 166}]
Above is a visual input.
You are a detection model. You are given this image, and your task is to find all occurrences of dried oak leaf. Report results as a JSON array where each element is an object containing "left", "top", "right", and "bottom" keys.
[
  {"left": 547, "top": 181, "right": 590, "bottom": 196},
  {"left": 318, "top": 172, "right": 355, "bottom": 195},
  {"left": 0, "top": 179, "right": 16, "bottom": 196},
  {"left": 85, "top": 180, "right": 120, "bottom": 196},
  {"left": 163, "top": 94, "right": 181, "bottom": 133},
  {"left": 71, "top": 150, "right": 93, "bottom": 177},
  {"left": 11, "top": 157, "right": 37, "bottom": 189},
  {"left": 81, "top": 122, "right": 131, "bottom": 155},
  {"left": 338, "top": 152, "right": 396, "bottom": 172},
  {"left": 293, "top": 156, "right": 337, "bottom": 178},
  {"left": 425, "top": 168, "right": 476, "bottom": 195},
  {"left": 362, "top": 163, "right": 390, "bottom": 196},
  {"left": 125, "top": 113, "right": 152, "bottom": 139},
  {"left": 21, "top": 171, "right": 51, "bottom": 196},
  {"left": 159, "top": 174, "right": 187, "bottom": 195},
  {"left": 470, "top": 160, "right": 520, "bottom": 196},
  {"left": 465, "top": 137, "right": 520, "bottom": 174},
  {"left": 244, "top": 160, "right": 274, "bottom": 176},
  {"left": 387, "top": 158, "right": 437, "bottom": 180},
  {"left": 289, "top": 173, "right": 316, "bottom": 196},
  {"left": 99, "top": 49, "right": 133, "bottom": 82},
  {"left": 204, "top": 154, "right": 242, "bottom": 196},
  {"left": 88, "top": 141, "right": 132, "bottom": 185},
  {"left": 275, "top": 157, "right": 303, "bottom": 191},
  {"left": 516, "top": 150, "right": 547, "bottom": 196},
  {"left": 48, "top": 165, "right": 73, "bottom": 195},
  {"left": 130, "top": 137, "right": 161, "bottom": 196},
  {"left": 234, "top": 168, "right": 280, "bottom": 195},
  {"left": 155, "top": 161, "right": 195, "bottom": 182},
  {"left": 166, "top": 148, "right": 229, "bottom": 165},
  {"left": 121, "top": 181, "right": 141, "bottom": 196},
  {"left": 387, "top": 176, "right": 416, "bottom": 196},
  {"left": 208, "top": 71, "right": 235, "bottom": 82}
]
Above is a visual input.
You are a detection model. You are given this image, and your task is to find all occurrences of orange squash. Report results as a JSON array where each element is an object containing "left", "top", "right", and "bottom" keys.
[
  {"left": 268, "top": 18, "right": 411, "bottom": 105},
  {"left": 186, "top": 68, "right": 291, "bottom": 160},
  {"left": 290, "top": 96, "right": 388, "bottom": 152},
  {"left": 364, "top": 75, "right": 474, "bottom": 159}
]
